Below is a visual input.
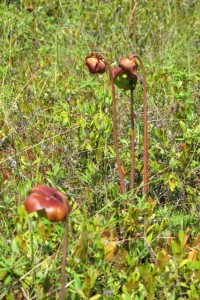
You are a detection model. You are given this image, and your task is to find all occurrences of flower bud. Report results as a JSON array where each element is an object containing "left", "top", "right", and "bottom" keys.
[
  {"left": 85, "top": 53, "right": 106, "bottom": 74},
  {"left": 24, "top": 185, "right": 70, "bottom": 222},
  {"left": 27, "top": 3, "right": 34, "bottom": 13},
  {"left": 119, "top": 56, "right": 138, "bottom": 77}
]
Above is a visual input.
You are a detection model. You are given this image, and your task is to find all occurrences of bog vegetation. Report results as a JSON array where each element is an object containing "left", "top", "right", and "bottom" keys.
[{"left": 0, "top": 0, "right": 199, "bottom": 299}]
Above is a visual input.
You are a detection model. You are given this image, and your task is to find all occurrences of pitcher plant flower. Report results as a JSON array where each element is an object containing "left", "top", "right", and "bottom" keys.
[
  {"left": 113, "top": 54, "right": 148, "bottom": 197},
  {"left": 86, "top": 53, "right": 126, "bottom": 196},
  {"left": 24, "top": 185, "right": 70, "bottom": 222},
  {"left": 24, "top": 185, "right": 70, "bottom": 300},
  {"left": 112, "top": 55, "right": 138, "bottom": 195},
  {"left": 85, "top": 53, "right": 106, "bottom": 74},
  {"left": 85, "top": 52, "right": 148, "bottom": 202},
  {"left": 119, "top": 56, "right": 138, "bottom": 77}
]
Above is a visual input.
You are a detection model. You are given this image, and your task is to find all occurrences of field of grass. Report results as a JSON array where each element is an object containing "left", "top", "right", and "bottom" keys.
[{"left": 0, "top": 0, "right": 199, "bottom": 299}]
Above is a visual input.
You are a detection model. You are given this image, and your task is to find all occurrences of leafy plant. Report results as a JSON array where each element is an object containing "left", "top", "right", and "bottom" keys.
[{"left": 0, "top": 1, "right": 199, "bottom": 298}]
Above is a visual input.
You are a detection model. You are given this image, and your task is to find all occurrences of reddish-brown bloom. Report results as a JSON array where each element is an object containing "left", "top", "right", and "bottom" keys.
[
  {"left": 119, "top": 56, "right": 138, "bottom": 77},
  {"left": 111, "top": 67, "right": 124, "bottom": 79},
  {"left": 27, "top": 2, "right": 34, "bottom": 12},
  {"left": 85, "top": 53, "right": 106, "bottom": 74},
  {"left": 24, "top": 185, "right": 70, "bottom": 222}
]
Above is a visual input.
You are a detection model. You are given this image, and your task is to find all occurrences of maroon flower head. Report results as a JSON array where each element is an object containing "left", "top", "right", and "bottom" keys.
[
  {"left": 27, "top": 2, "right": 34, "bottom": 12},
  {"left": 111, "top": 68, "right": 124, "bottom": 80},
  {"left": 24, "top": 185, "right": 70, "bottom": 222},
  {"left": 85, "top": 53, "right": 106, "bottom": 74},
  {"left": 119, "top": 56, "right": 138, "bottom": 77}
]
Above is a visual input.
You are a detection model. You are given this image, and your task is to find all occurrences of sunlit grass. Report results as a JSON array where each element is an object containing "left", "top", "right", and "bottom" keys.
[{"left": 0, "top": 1, "right": 199, "bottom": 299}]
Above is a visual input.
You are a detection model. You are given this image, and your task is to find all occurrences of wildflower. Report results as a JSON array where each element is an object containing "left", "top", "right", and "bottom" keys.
[
  {"left": 24, "top": 185, "right": 70, "bottom": 222},
  {"left": 85, "top": 53, "right": 106, "bottom": 74},
  {"left": 119, "top": 56, "right": 138, "bottom": 77}
]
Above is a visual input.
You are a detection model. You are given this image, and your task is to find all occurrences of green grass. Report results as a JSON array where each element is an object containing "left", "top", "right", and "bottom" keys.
[{"left": 0, "top": 0, "right": 199, "bottom": 299}]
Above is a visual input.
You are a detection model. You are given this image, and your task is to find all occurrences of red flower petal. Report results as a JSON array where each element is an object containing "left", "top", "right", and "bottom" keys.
[
  {"left": 45, "top": 203, "right": 67, "bottom": 222},
  {"left": 119, "top": 56, "right": 138, "bottom": 77},
  {"left": 86, "top": 53, "right": 106, "bottom": 74},
  {"left": 111, "top": 68, "right": 124, "bottom": 80},
  {"left": 24, "top": 185, "right": 70, "bottom": 222},
  {"left": 24, "top": 193, "right": 46, "bottom": 214}
]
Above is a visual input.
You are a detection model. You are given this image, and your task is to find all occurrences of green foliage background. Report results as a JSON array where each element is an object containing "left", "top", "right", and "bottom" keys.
[{"left": 0, "top": 0, "right": 199, "bottom": 299}]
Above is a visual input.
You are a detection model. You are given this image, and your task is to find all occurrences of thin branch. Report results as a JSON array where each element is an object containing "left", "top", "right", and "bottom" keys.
[
  {"left": 102, "top": 56, "right": 126, "bottom": 196},
  {"left": 131, "top": 54, "right": 148, "bottom": 197},
  {"left": 60, "top": 216, "right": 69, "bottom": 300},
  {"left": 33, "top": 9, "right": 38, "bottom": 73},
  {"left": 127, "top": 1, "right": 137, "bottom": 52},
  {"left": 130, "top": 89, "right": 135, "bottom": 194}
]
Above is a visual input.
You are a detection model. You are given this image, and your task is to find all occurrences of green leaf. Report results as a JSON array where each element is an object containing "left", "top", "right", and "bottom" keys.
[
  {"left": 171, "top": 240, "right": 180, "bottom": 254},
  {"left": 179, "top": 120, "right": 187, "bottom": 134},
  {"left": 74, "top": 273, "right": 81, "bottom": 288},
  {"left": 146, "top": 232, "right": 153, "bottom": 244},
  {"left": 86, "top": 142, "right": 93, "bottom": 151},
  {"left": 189, "top": 261, "right": 200, "bottom": 270},
  {"left": 76, "top": 288, "right": 87, "bottom": 299},
  {"left": 169, "top": 157, "right": 177, "bottom": 169},
  {"left": 0, "top": 260, "right": 8, "bottom": 268},
  {"left": 4, "top": 274, "right": 12, "bottom": 285},
  {"left": 11, "top": 239, "right": 19, "bottom": 254},
  {"left": 13, "top": 269, "right": 23, "bottom": 277},
  {"left": 178, "top": 230, "right": 188, "bottom": 248},
  {"left": 178, "top": 259, "right": 189, "bottom": 269},
  {"left": 167, "top": 174, "right": 179, "bottom": 192},
  {"left": 89, "top": 295, "right": 102, "bottom": 300},
  {"left": 146, "top": 224, "right": 157, "bottom": 235}
]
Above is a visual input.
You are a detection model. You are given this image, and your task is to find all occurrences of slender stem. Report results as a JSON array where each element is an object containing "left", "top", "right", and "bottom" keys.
[
  {"left": 102, "top": 56, "right": 126, "bottom": 196},
  {"left": 109, "top": 65, "right": 126, "bottom": 196},
  {"left": 60, "top": 216, "right": 68, "bottom": 300},
  {"left": 130, "top": 89, "right": 135, "bottom": 192},
  {"left": 132, "top": 1, "right": 137, "bottom": 53},
  {"left": 33, "top": 9, "right": 38, "bottom": 72},
  {"left": 28, "top": 217, "right": 36, "bottom": 296},
  {"left": 127, "top": 1, "right": 137, "bottom": 52},
  {"left": 28, "top": 217, "right": 34, "bottom": 265},
  {"left": 131, "top": 54, "right": 148, "bottom": 197}
]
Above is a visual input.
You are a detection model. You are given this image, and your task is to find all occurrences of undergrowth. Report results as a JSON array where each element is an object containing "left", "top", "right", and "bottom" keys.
[{"left": 0, "top": 0, "right": 199, "bottom": 299}]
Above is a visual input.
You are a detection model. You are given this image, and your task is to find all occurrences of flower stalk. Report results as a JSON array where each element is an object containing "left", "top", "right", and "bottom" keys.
[
  {"left": 27, "top": 3, "right": 38, "bottom": 73},
  {"left": 85, "top": 53, "right": 148, "bottom": 199},
  {"left": 130, "top": 88, "right": 135, "bottom": 192},
  {"left": 60, "top": 215, "right": 69, "bottom": 300},
  {"left": 86, "top": 54, "right": 126, "bottom": 196},
  {"left": 131, "top": 54, "right": 148, "bottom": 197},
  {"left": 104, "top": 57, "right": 126, "bottom": 195}
]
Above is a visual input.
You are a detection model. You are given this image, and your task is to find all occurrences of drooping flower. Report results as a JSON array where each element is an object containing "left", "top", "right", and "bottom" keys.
[
  {"left": 24, "top": 185, "right": 70, "bottom": 222},
  {"left": 119, "top": 56, "right": 138, "bottom": 77},
  {"left": 85, "top": 53, "right": 106, "bottom": 74},
  {"left": 27, "top": 2, "right": 34, "bottom": 13}
]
